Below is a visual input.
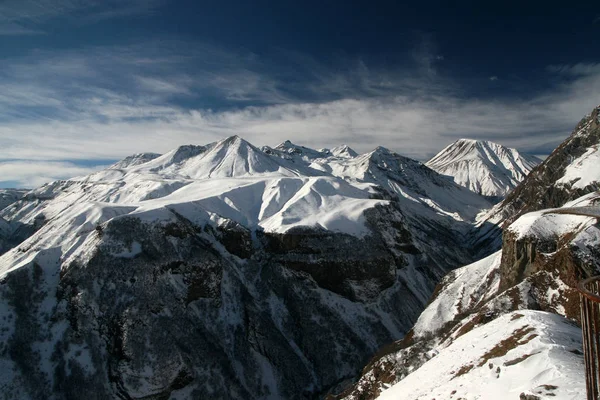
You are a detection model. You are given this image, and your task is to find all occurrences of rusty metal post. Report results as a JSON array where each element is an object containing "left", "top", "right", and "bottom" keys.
[{"left": 579, "top": 277, "right": 600, "bottom": 400}]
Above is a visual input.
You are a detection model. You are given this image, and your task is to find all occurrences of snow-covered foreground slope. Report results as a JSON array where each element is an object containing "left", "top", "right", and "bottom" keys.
[
  {"left": 379, "top": 310, "right": 584, "bottom": 400},
  {"left": 0, "top": 136, "right": 493, "bottom": 399},
  {"left": 339, "top": 192, "right": 599, "bottom": 400},
  {"left": 426, "top": 139, "right": 540, "bottom": 199}
]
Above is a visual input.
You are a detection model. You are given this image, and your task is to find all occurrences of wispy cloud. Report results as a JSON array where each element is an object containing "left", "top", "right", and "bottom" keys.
[
  {"left": 1, "top": 40, "right": 599, "bottom": 188},
  {"left": 0, "top": 0, "right": 164, "bottom": 35},
  {"left": 0, "top": 160, "right": 108, "bottom": 188},
  {"left": 0, "top": 21, "right": 44, "bottom": 35}
]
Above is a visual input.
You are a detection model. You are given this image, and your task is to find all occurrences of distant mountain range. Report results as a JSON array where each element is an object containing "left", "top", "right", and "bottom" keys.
[{"left": 0, "top": 106, "right": 598, "bottom": 399}]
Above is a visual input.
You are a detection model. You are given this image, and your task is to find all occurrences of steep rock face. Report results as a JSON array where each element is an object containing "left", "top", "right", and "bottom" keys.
[
  {"left": 497, "top": 193, "right": 600, "bottom": 319},
  {"left": 500, "top": 107, "right": 600, "bottom": 222},
  {"left": 426, "top": 139, "right": 540, "bottom": 200}
]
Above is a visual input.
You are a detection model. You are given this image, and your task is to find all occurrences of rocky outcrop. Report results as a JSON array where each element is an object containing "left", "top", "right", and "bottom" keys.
[
  {"left": 473, "top": 105, "right": 600, "bottom": 255},
  {"left": 501, "top": 106, "right": 600, "bottom": 224}
]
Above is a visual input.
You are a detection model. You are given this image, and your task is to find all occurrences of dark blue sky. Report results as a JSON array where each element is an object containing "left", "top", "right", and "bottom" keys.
[{"left": 0, "top": 0, "right": 599, "bottom": 187}]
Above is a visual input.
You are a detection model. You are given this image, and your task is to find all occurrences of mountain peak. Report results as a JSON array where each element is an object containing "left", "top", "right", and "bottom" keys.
[
  {"left": 456, "top": 138, "right": 478, "bottom": 144},
  {"left": 214, "top": 135, "right": 258, "bottom": 151},
  {"left": 372, "top": 145, "right": 393, "bottom": 154},
  {"left": 426, "top": 139, "right": 540, "bottom": 199},
  {"left": 221, "top": 135, "right": 243, "bottom": 144},
  {"left": 330, "top": 144, "right": 358, "bottom": 158}
]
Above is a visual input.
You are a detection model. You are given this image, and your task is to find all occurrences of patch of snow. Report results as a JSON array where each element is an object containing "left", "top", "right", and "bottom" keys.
[
  {"left": 508, "top": 210, "right": 595, "bottom": 241},
  {"left": 378, "top": 311, "right": 585, "bottom": 400},
  {"left": 112, "top": 241, "right": 143, "bottom": 258},
  {"left": 413, "top": 251, "right": 502, "bottom": 337},
  {"left": 556, "top": 145, "right": 600, "bottom": 189}
]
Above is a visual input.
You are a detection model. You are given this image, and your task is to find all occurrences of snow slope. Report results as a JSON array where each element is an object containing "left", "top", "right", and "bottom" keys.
[
  {"left": 379, "top": 310, "right": 584, "bottom": 400},
  {"left": 412, "top": 250, "right": 502, "bottom": 337},
  {"left": 1, "top": 136, "right": 391, "bottom": 239},
  {"left": 556, "top": 142, "right": 600, "bottom": 189},
  {"left": 426, "top": 138, "right": 540, "bottom": 199}
]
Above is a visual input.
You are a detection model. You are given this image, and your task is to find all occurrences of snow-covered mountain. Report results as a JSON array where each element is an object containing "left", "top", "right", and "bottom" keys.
[
  {"left": 426, "top": 138, "right": 540, "bottom": 200},
  {"left": 1, "top": 106, "right": 598, "bottom": 400},
  {"left": 0, "top": 135, "right": 492, "bottom": 399}
]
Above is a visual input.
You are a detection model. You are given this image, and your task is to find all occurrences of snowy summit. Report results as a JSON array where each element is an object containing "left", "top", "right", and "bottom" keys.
[{"left": 426, "top": 139, "right": 541, "bottom": 200}]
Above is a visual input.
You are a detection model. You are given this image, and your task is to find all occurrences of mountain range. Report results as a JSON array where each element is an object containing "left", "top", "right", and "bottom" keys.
[{"left": 0, "top": 106, "right": 598, "bottom": 399}]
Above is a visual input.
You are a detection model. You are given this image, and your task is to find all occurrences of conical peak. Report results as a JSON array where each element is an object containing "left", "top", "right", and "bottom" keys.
[
  {"left": 373, "top": 145, "right": 392, "bottom": 154},
  {"left": 222, "top": 135, "right": 241, "bottom": 144}
]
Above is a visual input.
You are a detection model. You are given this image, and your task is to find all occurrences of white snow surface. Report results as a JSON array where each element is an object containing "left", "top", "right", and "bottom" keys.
[
  {"left": 556, "top": 143, "right": 600, "bottom": 189},
  {"left": 378, "top": 310, "right": 585, "bottom": 400},
  {"left": 508, "top": 192, "right": 600, "bottom": 241},
  {"left": 413, "top": 251, "right": 502, "bottom": 337},
  {"left": 426, "top": 138, "right": 540, "bottom": 198},
  {"left": 1, "top": 136, "right": 490, "bottom": 248}
]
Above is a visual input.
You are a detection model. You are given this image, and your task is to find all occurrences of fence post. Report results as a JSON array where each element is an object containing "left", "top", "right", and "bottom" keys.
[{"left": 579, "top": 277, "right": 600, "bottom": 400}]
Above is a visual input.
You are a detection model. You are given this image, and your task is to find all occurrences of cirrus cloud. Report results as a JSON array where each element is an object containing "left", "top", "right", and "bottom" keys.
[{"left": 0, "top": 42, "right": 599, "bottom": 188}]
